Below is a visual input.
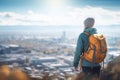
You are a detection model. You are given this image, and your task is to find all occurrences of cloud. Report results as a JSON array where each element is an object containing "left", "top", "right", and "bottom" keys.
[
  {"left": 0, "top": 6, "right": 120, "bottom": 26},
  {"left": 0, "top": 11, "right": 51, "bottom": 25}
]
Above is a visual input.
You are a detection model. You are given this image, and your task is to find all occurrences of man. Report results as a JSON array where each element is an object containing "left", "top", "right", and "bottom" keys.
[{"left": 73, "top": 17, "right": 101, "bottom": 76}]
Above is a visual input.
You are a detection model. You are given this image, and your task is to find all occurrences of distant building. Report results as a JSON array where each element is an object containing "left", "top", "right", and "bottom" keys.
[
  {"left": 63, "top": 57, "right": 73, "bottom": 66},
  {"left": 42, "top": 63, "right": 70, "bottom": 69},
  {"left": 0, "top": 44, "right": 31, "bottom": 54},
  {"left": 0, "top": 44, "right": 20, "bottom": 54},
  {"left": 30, "top": 57, "right": 57, "bottom": 65},
  {"left": 60, "top": 31, "right": 66, "bottom": 42},
  {"left": 59, "top": 67, "right": 73, "bottom": 73},
  {"left": 25, "top": 56, "right": 30, "bottom": 66},
  {"left": 58, "top": 56, "right": 73, "bottom": 66},
  {"left": 0, "top": 58, "right": 24, "bottom": 65}
]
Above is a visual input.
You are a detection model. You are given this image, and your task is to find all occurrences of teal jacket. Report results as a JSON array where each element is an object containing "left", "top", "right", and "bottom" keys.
[{"left": 73, "top": 27, "right": 100, "bottom": 67}]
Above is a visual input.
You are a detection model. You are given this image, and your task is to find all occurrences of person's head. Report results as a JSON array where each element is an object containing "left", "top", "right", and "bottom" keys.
[{"left": 84, "top": 17, "right": 95, "bottom": 29}]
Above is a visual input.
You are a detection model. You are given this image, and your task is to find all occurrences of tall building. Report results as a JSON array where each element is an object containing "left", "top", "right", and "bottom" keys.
[
  {"left": 61, "top": 31, "right": 66, "bottom": 42},
  {"left": 25, "top": 56, "right": 30, "bottom": 66}
]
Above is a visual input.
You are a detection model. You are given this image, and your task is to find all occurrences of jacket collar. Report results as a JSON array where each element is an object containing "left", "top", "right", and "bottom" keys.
[{"left": 84, "top": 27, "right": 97, "bottom": 34}]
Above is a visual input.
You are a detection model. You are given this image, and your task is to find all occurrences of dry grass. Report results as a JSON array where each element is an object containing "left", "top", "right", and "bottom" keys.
[{"left": 0, "top": 65, "right": 30, "bottom": 80}]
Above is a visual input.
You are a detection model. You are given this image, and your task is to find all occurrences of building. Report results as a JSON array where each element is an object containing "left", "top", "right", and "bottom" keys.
[
  {"left": 30, "top": 57, "right": 57, "bottom": 65},
  {"left": 42, "top": 63, "right": 70, "bottom": 69}
]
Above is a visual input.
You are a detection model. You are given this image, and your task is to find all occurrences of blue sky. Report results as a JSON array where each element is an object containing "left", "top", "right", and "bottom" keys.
[
  {"left": 0, "top": 0, "right": 120, "bottom": 26},
  {"left": 0, "top": 0, "right": 120, "bottom": 12},
  {"left": 68, "top": 0, "right": 120, "bottom": 9}
]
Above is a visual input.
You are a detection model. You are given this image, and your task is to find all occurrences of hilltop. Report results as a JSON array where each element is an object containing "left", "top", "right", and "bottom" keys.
[
  {"left": 0, "top": 55, "right": 120, "bottom": 80},
  {"left": 72, "top": 55, "right": 120, "bottom": 80}
]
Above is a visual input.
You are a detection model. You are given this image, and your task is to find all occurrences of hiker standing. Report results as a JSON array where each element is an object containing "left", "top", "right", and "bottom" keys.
[{"left": 73, "top": 17, "right": 107, "bottom": 77}]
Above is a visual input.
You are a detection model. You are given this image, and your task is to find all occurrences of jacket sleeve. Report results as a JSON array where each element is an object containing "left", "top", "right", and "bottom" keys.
[{"left": 73, "top": 34, "right": 84, "bottom": 67}]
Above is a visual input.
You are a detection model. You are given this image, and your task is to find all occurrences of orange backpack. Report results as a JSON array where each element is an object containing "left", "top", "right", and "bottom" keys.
[{"left": 83, "top": 32, "right": 107, "bottom": 63}]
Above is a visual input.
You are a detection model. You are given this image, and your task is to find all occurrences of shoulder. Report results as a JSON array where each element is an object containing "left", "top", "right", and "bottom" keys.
[
  {"left": 78, "top": 32, "right": 86, "bottom": 39},
  {"left": 80, "top": 32, "right": 88, "bottom": 37}
]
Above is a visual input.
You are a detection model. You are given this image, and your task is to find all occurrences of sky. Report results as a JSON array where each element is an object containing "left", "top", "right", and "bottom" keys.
[{"left": 0, "top": 0, "right": 120, "bottom": 26}]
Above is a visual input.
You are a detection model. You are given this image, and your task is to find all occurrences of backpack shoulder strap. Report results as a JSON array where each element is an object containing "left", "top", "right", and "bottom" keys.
[
  {"left": 82, "top": 31, "right": 91, "bottom": 53},
  {"left": 84, "top": 31, "right": 91, "bottom": 36}
]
